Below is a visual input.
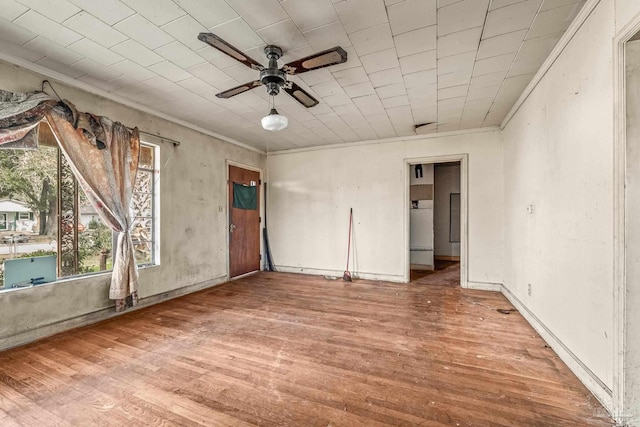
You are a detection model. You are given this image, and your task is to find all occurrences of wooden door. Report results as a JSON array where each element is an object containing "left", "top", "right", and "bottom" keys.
[{"left": 228, "top": 165, "right": 260, "bottom": 278}]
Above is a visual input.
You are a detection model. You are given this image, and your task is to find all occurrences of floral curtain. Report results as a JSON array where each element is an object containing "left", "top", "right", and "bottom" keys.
[{"left": 0, "top": 89, "right": 141, "bottom": 312}]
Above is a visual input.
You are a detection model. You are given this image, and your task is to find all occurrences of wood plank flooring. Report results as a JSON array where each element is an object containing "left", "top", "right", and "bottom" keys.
[{"left": 0, "top": 266, "right": 614, "bottom": 426}]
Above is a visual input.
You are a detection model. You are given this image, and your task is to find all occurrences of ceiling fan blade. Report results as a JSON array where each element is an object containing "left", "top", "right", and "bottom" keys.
[
  {"left": 198, "top": 33, "right": 264, "bottom": 71},
  {"left": 283, "top": 82, "right": 319, "bottom": 108},
  {"left": 282, "top": 46, "right": 348, "bottom": 75},
  {"left": 216, "top": 80, "right": 262, "bottom": 99}
]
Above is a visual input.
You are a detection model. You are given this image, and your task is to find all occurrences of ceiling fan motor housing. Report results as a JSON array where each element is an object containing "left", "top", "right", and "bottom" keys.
[{"left": 261, "top": 45, "right": 286, "bottom": 96}]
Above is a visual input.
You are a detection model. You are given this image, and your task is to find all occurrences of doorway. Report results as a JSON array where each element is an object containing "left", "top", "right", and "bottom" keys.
[
  {"left": 228, "top": 164, "right": 261, "bottom": 278},
  {"left": 407, "top": 156, "right": 467, "bottom": 285}
]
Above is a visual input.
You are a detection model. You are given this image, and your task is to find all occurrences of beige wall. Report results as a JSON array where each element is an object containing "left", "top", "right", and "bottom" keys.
[
  {"left": 0, "top": 60, "right": 265, "bottom": 350},
  {"left": 266, "top": 130, "right": 503, "bottom": 285}
]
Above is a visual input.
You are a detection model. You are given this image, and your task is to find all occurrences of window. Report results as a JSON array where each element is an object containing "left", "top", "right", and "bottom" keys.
[
  {"left": 131, "top": 144, "right": 157, "bottom": 266},
  {"left": 0, "top": 136, "right": 159, "bottom": 289}
]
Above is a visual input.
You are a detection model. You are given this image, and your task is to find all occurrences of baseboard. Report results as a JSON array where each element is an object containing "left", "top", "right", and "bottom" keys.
[
  {"left": 273, "top": 265, "right": 406, "bottom": 282},
  {"left": 434, "top": 256, "right": 461, "bottom": 261},
  {"left": 500, "top": 285, "right": 614, "bottom": 415},
  {"left": 0, "top": 275, "right": 228, "bottom": 352},
  {"left": 466, "top": 281, "right": 502, "bottom": 291}
]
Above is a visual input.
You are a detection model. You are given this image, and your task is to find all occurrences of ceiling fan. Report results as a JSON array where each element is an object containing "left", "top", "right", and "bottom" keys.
[{"left": 197, "top": 33, "right": 348, "bottom": 108}]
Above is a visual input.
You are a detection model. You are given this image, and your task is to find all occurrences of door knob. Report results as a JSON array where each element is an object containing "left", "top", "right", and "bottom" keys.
[{"left": 230, "top": 223, "right": 236, "bottom": 233}]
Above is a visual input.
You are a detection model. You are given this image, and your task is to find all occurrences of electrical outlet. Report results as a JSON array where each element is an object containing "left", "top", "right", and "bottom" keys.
[
  {"left": 527, "top": 283, "right": 532, "bottom": 296},
  {"left": 218, "top": 205, "right": 223, "bottom": 213},
  {"left": 527, "top": 204, "right": 534, "bottom": 214}
]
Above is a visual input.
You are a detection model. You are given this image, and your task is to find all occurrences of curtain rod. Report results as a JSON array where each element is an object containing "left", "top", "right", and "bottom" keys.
[{"left": 138, "top": 131, "right": 181, "bottom": 147}]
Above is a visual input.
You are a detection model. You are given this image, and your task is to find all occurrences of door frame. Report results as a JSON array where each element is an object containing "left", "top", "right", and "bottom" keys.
[
  {"left": 611, "top": 11, "right": 640, "bottom": 419},
  {"left": 404, "top": 154, "right": 468, "bottom": 286},
  {"left": 226, "top": 160, "right": 263, "bottom": 280},
  {"left": 0, "top": 213, "right": 6, "bottom": 230}
]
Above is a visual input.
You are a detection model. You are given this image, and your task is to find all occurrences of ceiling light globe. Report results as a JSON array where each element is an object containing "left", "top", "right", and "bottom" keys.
[{"left": 261, "top": 108, "right": 288, "bottom": 131}]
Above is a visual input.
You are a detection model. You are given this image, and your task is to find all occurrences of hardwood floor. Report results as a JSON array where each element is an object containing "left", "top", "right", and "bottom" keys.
[{"left": 0, "top": 266, "right": 613, "bottom": 426}]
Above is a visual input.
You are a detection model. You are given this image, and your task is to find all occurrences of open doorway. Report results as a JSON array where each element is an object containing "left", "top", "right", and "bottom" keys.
[{"left": 408, "top": 160, "right": 463, "bottom": 283}]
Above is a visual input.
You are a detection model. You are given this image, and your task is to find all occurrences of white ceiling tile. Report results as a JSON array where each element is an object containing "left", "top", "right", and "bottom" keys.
[
  {"left": 298, "top": 69, "right": 335, "bottom": 86},
  {"left": 170, "top": 2, "right": 233, "bottom": 29},
  {"left": 438, "top": 0, "right": 490, "bottom": 36},
  {"left": 349, "top": 23, "right": 394, "bottom": 56},
  {"left": 225, "top": 0, "right": 288, "bottom": 30},
  {"left": 281, "top": 0, "right": 339, "bottom": 32},
  {"left": 311, "top": 80, "right": 345, "bottom": 97},
  {"left": 466, "top": 84, "right": 500, "bottom": 100},
  {"left": 470, "top": 70, "right": 507, "bottom": 88},
  {"left": 257, "top": 20, "right": 308, "bottom": 52},
  {"left": 210, "top": 18, "right": 265, "bottom": 51},
  {"left": 375, "top": 82, "right": 406, "bottom": 98},
  {"left": 0, "top": 17, "right": 35, "bottom": 45},
  {"left": 221, "top": 63, "right": 256, "bottom": 83},
  {"left": 437, "top": 26, "right": 482, "bottom": 58},
  {"left": 324, "top": 92, "right": 353, "bottom": 107},
  {"left": 68, "top": 38, "right": 124, "bottom": 66},
  {"left": 111, "top": 39, "right": 164, "bottom": 67},
  {"left": 344, "top": 81, "right": 376, "bottom": 98},
  {"left": 108, "top": 59, "right": 156, "bottom": 81},
  {"left": 387, "top": 0, "right": 437, "bottom": 36},
  {"left": 437, "top": 51, "right": 476, "bottom": 75},
  {"left": 68, "top": 0, "right": 135, "bottom": 25},
  {"left": 382, "top": 94, "right": 409, "bottom": 108},
  {"left": 187, "top": 62, "right": 232, "bottom": 85},
  {"left": 369, "top": 67, "right": 404, "bottom": 87},
  {"left": 489, "top": 0, "right": 527, "bottom": 11},
  {"left": 411, "top": 106, "right": 437, "bottom": 123},
  {"left": 77, "top": 75, "right": 122, "bottom": 92},
  {"left": 360, "top": 48, "right": 399, "bottom": 74},
  {"left": 540, "top": 0, "right": 583, "bottom": 11},
  {"left": 496, "top": 72, "right": 535, "bottom": 99},
  {"left": 407, "top": 83, "right": 436, "bottom": 103},
  {"left": 71, "top": 58, "right": 123, "bottom": 81},
  {"left": 114, "top": 14, "right": 173, "bottom": 50},
  {"left": 63, "top": 12, "right": 127, "bottom": 48},
  {"left": 472, "top": 52, "right": 516, "bottom": 76},
  {"left": 16, "top": 0, "right": 80, "bottom": 23},
  {"left": 438, "top": 84, "right": 468, "bottom": 100},
  {"left": 438, "top": 0, "right": 465, "bottom": 7},
  {"left": 332, "top": 103, "right": 360, "bottom": 115},
  {"left": 394, "top": 25, "right": 436, "bottom": 58},
  {"left": 333, "top": 0, "right": 388, "bottom": 34},
  {"left": 302, "top": 21, "right": 351, "bottom": 51},
  {"left": 148, "top": 60, "right": 192, "bottom": 82},
  {"left": 483, "top": 0, "right": 542, "bottom": 39},
  {"left": 438, "top": 96, "right": 465, "bottom": 112},
  {"left": 438, "top": 69, "right": 472, "bottom": 88},
  {"left": 366, "top": 113, "right": 396, "bottom": 138},
  {"left": 22, "top": 37, "right": 81, "bottom": 64},
  {"left": 14, "top": 10, "right": 82, "bottom": 46},
  {"left": 464, "top": 98, "right": 494, "bottom": 110},
  {"left": 143, "top": 75, "right": 184, "bottom": 93},
  {"left": 437, "top": 123, "right": 460, "bottom": 131},
  {"left": 124, "top": 0, "right": 186, "bottom": 26},
  {"left": 476, "top": 29, "right": 527, "bottom": 59},
  {"left": 0, "top": 0, "right": 28, "bottom": 21},
  {"left": 332, "top": 66, "right": 368, "bottom": 86},
  {"left": 506, "top": 58, "right": 540, "bottom": 77},
  {"left": 161, "top": 16, "right": 207, "bottom": 51},
  {"left": 35, "top": 57, "right": 85, "bottom": 78},
  {"left": 518, "top": 32, "right": 561, "bottom": 61},
  {"left": 196, "top": 45, "right": 242, "bottom": 69},
  {"left": 155, "top": 41, "right": 205, "bottom": 69},
  {"left": 526, "top": 2, "right": 582, "bottom": 39},
  {"left": 386, "top": 105, "right": 415, "bottom": 133},
  {"left": 403, "top": 69, "right": 437, "bottom": 88},
  {"left": 399, "top": 50, "right": 436, "bottom": 74}
]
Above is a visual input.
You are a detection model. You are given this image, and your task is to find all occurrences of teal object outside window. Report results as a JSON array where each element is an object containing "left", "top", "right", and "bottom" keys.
[{"left": 233, "top": 182, "right": 257, "bottom": 210}]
